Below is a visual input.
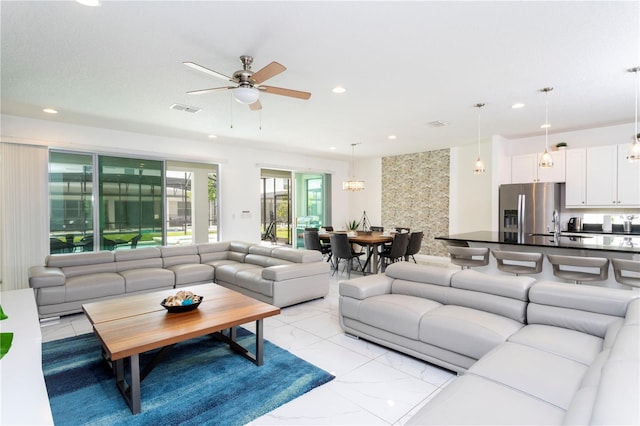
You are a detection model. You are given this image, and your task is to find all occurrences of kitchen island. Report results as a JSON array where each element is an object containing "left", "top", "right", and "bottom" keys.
[{"left": 436, "top": 231, "right": 639, "bottom": 289}]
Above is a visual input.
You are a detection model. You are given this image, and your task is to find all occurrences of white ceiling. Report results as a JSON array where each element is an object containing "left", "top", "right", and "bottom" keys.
[{"left": 1, "top": 1, "right": 638, "bottom": 160}]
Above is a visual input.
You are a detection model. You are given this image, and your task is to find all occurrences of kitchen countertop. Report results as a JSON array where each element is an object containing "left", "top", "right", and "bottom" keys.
[{"left": 436, "top": 231, "right": 640, "bottom": 254}]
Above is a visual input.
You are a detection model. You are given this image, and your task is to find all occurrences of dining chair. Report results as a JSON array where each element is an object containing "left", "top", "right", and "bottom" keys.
[
  {"left": 395, "top": 227, "right": 410, "bottom": 233},
  {"left": 304, "top": 230, "right": 332, "bottom": 264},
  {"left": 404, "top": 231, "right": 424, "bottom": 263},
  {"left": 370, "top": 226, "right": 384, "bottom": 232},
  {"left": 379, "top": 232, "right": 410, "bottom": 272},
  {"left": 330, "top": 233, "right": 364, "bottom": 278},
  {"left": 323, "top": 226, "right": 334, "bottom": 231}
]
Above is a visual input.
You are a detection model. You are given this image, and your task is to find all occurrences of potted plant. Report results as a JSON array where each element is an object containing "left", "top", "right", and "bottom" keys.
[
  {"left": 555, "top": 142, "right": 567, "bottom": 150},
  {"left": 346, "top": 219, "right": 360, "bottom": 236}
]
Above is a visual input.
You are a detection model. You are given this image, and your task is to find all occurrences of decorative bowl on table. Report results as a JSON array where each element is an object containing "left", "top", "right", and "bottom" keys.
[{"left": 161, "top": 291, "right": 203, "bottom": 313}]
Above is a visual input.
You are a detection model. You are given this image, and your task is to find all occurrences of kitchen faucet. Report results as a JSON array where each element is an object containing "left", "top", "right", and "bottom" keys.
[{"left": 552, "top": 210, "right": 560, "bottom": 235}]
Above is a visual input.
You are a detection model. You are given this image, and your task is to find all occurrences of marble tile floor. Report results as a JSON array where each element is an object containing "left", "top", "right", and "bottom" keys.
[{"left": 41, "top": 265, "right": 456, "bottom": 425}]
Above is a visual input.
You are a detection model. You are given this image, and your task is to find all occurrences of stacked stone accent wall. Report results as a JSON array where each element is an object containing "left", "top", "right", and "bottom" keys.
[{"left": 381, "top": 149, "right": 449, "bottom": 257}]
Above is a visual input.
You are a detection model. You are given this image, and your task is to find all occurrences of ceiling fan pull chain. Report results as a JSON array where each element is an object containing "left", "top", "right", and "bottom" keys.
[
  {"left": 259, "top": 109, "right": 262, "bottom": 131},
  {"left": 230, "top": 93, "right": 234, "bottom": 129}
]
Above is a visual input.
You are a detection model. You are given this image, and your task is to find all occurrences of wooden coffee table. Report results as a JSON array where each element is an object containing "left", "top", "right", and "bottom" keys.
[{"left": 82, "top": 284, "right": 280, "bottom": 414}]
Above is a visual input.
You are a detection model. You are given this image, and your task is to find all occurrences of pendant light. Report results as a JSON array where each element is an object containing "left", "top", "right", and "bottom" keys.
[
  {"left": 473, "top": 103, "right": 486, "bottom": 174},
  {"left": 627, "top": 67, "right": 640, "bottom": 161},
  {"left": 538, "top": 87, "right": 554, "bottom": 168},
  {"left": 342, "top": 143, "right": 364, "bottom": 191}
]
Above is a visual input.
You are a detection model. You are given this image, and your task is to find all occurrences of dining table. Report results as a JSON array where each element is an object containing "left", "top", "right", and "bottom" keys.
[{"left": 320, "top": 231, "right": 394, "bottom": 274}]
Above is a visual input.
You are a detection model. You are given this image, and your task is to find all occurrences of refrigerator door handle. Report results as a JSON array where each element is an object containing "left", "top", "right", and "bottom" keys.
[{"left": 517, "top": 194, "right": 525, "bottom": 233}]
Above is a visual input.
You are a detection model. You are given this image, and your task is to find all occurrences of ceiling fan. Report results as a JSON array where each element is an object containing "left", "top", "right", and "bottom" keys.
[{"left": 183, "top": 55, "right": 311, "bottom": 111}]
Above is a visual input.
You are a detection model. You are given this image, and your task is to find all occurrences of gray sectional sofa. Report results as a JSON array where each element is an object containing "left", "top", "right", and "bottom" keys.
[
  {"left": 339, "top": 262, "right": 640, "bottom": 425},
  {"left": 29, "top": 241, "right": 329, "bottom": 318}
]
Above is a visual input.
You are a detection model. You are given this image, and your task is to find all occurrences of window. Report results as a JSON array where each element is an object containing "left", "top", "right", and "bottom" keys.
[
  {"left": 98, "top": 156, "right": 163, "bottom": 250},
  {"left": 49, "top": 152, "right": 94, "bottom": 253},
  {"left": 49, "top": 152, "right": 218, "bottom": 251}
]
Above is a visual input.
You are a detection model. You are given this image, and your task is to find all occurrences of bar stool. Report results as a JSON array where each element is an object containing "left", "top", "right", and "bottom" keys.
[
  {"left": 492, "top": 250, "right": 543, "bottom": 276},
  {"left": 447, "top": 246, "right": 489, "bottom": 269},
  {"left": 611, "top": 259, "right": 640, "bottom": 289},
  {"left": 547, "top": 254, "right": 609, "bottom": 284}
]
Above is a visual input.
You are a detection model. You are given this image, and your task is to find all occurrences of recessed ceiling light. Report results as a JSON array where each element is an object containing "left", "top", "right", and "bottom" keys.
[
  {"left": 540, "top": 123, "right": 551, "bottom": 129},
  {"left": 332, "top": 86, "right": 346, "bottom": 94},
  {"left": 43, "top": 108, "right": 58, "bottom": 114},
  {"left": 388, "top": 135, "right": 397, "bottom": 140},
  {"left": 208, "top": 134, "right": 217, "bottom": 139},
  {"left": 512, "top": 102, "right": 525, "bottom": 109},
  {"left": 329, "top": 146, "right": 337, "bottom": 150},
  {"left": 76, "top": 0, "right": 101, "bottom": 6}
]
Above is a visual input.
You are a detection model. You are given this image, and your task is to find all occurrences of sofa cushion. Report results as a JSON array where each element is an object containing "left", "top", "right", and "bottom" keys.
[
  {"left": 419, "top": 305, "right": 524, "bottom": 360},
  {"left": 507, "top": 324, "right": 603, "bottom": 366},
  {"left": 271, "top": 247, "right": 322, "bottom": 263},
  {"left": 262, "top": 262, "right": 329, "bottom": 281},
  {"left": 119, "top": 268, "right": 175, "bottom": 293},
  {"left": 197, "top": 241, "right": 231, "bottom": 254},
  {"left": 160, "top": 245, "right": 201, "bottom": 268},
  {"left": 386, "top": 262, "right": 456, "bottom": 287},
  {"left": 166, "top": 263, "right": 213, "bottom": 285},
  {"left": 406, "top": 374, "right": 565, "bottom": 425},
  {"left": 46, "top": 251, "right": 114, "bottom": 268},
  {"left": 530, "top": 281, "right": 633, "bottom": 317},
  {"left": 245, "top": 254, "right": 291, "bottom": 267},
  {"left": 115, "top": 247, "right": 163, "bottom": 271},
  {"left": 64, "top": 273, "right": 125, "bottom": 302},
  {"left": 451, "top": 269, "right": 535, "bottom": 301},
  {"left": 215, "top": 263, "right": 262, "bottom": 285},
  {"left": 234, "top": 268, "right": 273, "bottom": 297},
  {"left": 468, "top": 341, "right": 588, "bottom": 410},
  {"left": 358, "top": 294, "right": 442, "bottom": 339}
]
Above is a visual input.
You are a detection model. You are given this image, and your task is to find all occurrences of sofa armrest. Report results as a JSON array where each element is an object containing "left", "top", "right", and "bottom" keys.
[
  {"left": 339, "top": 274, "right": 393, "bottom": 300},
  {"left": 28, "top": 266, "right": 65, "bottom": 289},
  {"left": 262, "top": 262, "right": 329, "bottom": 281}
]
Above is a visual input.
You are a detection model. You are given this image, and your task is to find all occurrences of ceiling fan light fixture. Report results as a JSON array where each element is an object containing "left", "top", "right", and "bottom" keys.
[{"left": 233, "top": 86, "right": 260, "bottom": 104}]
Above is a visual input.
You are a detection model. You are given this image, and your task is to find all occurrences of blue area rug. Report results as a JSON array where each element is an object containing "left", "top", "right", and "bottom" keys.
[{"left": 42, "top": 329, "right": 334, "bottom": 425}]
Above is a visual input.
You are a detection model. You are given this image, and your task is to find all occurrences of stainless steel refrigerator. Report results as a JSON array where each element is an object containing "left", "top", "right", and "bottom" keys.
[{"left": 499, "top": 183, "right": 561, "bottom": 235}]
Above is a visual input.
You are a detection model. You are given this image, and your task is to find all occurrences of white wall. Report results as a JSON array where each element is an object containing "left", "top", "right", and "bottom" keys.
[
  {"left": 346, "top": 157, "right": 382, "bottom": 229},
  {"left": 449, "top": 140, "right": 493, "bottom": 234},
  {"left": 0, "top": 114, "right": 351, "bottom": 242}
]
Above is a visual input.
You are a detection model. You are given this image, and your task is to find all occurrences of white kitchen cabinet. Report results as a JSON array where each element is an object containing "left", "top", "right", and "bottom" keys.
[
  {"left": 617, "top": 143, "right": 640, "bottom": 206},
  {"left": 565, "top": 148, "right": 586, "bottom": 207},
  {"left": 586, "top": 145, "right": 617, "bottom": 206},
  {"left": 565, "top": 144, "right": 640, "bottom": 208},
  {"left": 511, "top": 150, "right": 565, "bottom": 184}
]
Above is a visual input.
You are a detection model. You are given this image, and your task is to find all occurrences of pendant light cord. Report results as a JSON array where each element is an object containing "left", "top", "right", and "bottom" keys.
[
  {"left": 633, "top": 67, "right": 640, "bottom": 142},
  {"left": 544, "top": 90, "right": 549, "bottom": 150},
  {"left": 477, "top": 105, "right": 481, "bottom": 157}
]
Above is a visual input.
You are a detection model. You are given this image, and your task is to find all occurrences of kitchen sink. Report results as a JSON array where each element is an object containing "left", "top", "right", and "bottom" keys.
[{"left": 528, "top": 233, "right": 594, "bottom": 238}]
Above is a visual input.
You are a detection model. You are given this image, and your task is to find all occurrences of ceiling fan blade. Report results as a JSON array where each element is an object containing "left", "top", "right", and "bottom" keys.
[
  {"left": 260, "top": 85, "right": 311, "bottom": 100},
  {"left": 251, "top": 62, "right": 286, "bottom": 84},
  {"left": 249, "top": 99, "right": 262, "bottom": 111},
  {"left": 183, "top": 62, "right": 232, "bottom": 81},
  {"left": 187, "top": 86, "right": 233, "bottom": 95}
]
